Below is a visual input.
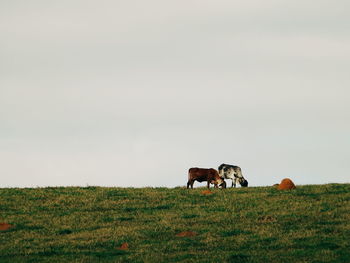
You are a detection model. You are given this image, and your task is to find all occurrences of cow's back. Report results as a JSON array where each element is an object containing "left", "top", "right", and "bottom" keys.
[
  {"left": 218, "top": 163, "right": 242, "bottom": 178},
  {"left": 188, "top": 167, "right": 219, "bottom": 182}
]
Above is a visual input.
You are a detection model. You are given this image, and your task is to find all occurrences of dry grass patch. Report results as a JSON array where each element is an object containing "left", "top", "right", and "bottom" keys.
[
  {"left": 0, "top": 223, "right": 13, "bottom": 231},
  {"left": 175, "top": 231, "right": 197, "bottom": 237},
  {"left": 117, "top": 242, "right": 129, "bottom": 250},
  {"left": 201, "top": 190, "right": 213, "bottom": 195}
]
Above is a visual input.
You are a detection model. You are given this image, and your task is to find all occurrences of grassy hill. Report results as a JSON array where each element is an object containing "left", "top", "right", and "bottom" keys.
[{"left": 0, "top": 184, "right": 349, "bottom": 262}]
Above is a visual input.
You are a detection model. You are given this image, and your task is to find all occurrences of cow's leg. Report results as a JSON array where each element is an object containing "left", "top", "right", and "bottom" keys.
[
  {"left": 191, "top": 180, "right": 195, "bottom": 189},
  {"left": 207, "top": 180, "right": 210, "bottom": 188},
  {"left": 231, "top": 179, "right": 235, "bottom": 188},
  {"left": 233, "top": 178, "right": 238, "bottom": 188},
  {"left": 187, "top": 180, "right": 194, "bottom": 189},
  {"left": 238, "top": 177, "right": 244, "bottom": 186}
]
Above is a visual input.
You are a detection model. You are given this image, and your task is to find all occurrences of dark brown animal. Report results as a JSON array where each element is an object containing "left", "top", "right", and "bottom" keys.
[{"left": 187, "top": 168, "right": 226, "bottom": 189}]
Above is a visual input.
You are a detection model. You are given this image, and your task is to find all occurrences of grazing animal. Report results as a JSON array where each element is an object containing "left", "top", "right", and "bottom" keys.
[
  {"left": 218, "top": 163, "right": 248, "bottom": 188},
  {"left": 187, "top": 168, "right": 226, "bottom": 189}
]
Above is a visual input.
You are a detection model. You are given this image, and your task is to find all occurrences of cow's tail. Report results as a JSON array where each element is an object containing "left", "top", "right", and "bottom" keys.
[{"left": 188, "top": 168, "right": 192, "bottom": 181}]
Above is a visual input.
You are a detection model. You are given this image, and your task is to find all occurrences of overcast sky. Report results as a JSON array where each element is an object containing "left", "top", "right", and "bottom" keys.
[{"left": 1, "top": 0, "right": 349, "bottom": 188}]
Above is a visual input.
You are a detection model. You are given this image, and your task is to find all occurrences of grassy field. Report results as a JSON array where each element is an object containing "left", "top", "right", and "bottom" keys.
[{"left": 0, "top": 184, "right": 349, "bottom": 262}]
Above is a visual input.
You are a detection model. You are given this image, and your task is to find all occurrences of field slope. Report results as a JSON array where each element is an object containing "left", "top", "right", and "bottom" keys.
[{"left": 0, "top": 184, "right": 349, "bottom": 262}]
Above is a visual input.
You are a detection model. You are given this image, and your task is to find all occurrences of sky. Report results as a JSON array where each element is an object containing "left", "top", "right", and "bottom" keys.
[{"left": 1, "top": 0, "right": 349, "bottom": 188}]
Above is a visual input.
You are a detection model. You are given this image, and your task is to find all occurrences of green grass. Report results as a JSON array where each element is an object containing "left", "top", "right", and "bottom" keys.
[{"left": 0, "top": 184, "right": 349, "bottom": 262}]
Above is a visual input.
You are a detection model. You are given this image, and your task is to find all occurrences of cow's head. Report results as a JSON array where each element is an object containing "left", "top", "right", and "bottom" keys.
[
  {"left": 217, "top": 174, "right": 227, "bottom": 188},
  {"left": 213, "top": 177, "right": 226, "bottom": 188},
  {"left": 240, "top": 178, "right": 248, "bottom": 187},
  {"left": 219, "top": 180, "right": 227, "bottom": 189}
]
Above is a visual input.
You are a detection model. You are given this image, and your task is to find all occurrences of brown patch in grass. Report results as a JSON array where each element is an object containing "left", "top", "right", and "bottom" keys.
[
  {"left": 0, "top": 223, "right": 13, "bottom": 231},
  {"left": 117, "top": 242, "right": 129, "bottom": 250},
  {"left": 258, "top": 216, "right": 277, "bottom": 223},
  {"left": 176, "top": 231, "right": 197, "bottom": 237},
  {"left": 201, "top": 190, "right": 213, "bottom": 195},
  {"left": 277, "top": 178, "right": 296, "bottom": 190}
]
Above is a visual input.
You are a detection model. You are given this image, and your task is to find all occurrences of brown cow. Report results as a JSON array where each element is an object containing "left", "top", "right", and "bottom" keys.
[{"left": 187, "top": 168, "right": 226, "bottom": 189}]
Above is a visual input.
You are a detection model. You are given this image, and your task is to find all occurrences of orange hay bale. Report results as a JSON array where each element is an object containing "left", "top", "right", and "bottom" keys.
[{"left": 277, "top": 178, "right": 296, "bottom": 190}]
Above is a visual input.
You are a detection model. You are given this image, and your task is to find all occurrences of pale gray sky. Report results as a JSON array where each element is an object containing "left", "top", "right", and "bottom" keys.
[{"left": 1, "top": 0, "right": 349, "bottom": 187}]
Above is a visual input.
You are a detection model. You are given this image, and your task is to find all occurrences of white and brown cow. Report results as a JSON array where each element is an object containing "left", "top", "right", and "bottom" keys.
[
  {"left": 218, "top": 163, "right": 248, "bottom": 188},
  {"left": 187, "top": 168, "right": 226, "bottom": 189}
]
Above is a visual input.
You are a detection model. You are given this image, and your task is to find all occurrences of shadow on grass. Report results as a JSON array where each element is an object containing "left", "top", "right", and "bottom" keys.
[
  {"left": 122, "top": 204, "right": 173, "bottom": 213},
  {"left": 228, "top": 253, "right": 250, "bottom": 262},
  {"left": 0, "top": 248, "right": 128, "bottom": 260},
  {"left": 292, "top": 237, "right": 342, "bottom": 250},
  {"left": 222, "top": 229, "right": 252, "bottom": 237}
]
